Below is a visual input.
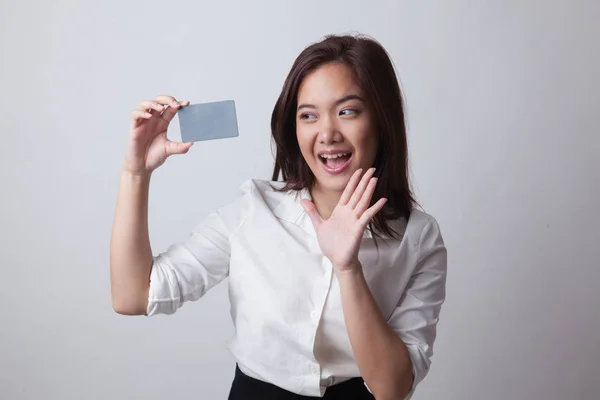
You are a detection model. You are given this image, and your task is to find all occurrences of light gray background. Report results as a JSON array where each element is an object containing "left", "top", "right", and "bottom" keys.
[{"left": 1, "top": 1, "right": 598, "bottom": 399}]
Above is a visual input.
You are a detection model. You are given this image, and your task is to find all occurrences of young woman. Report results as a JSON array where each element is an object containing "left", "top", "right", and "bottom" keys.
[{"left": 110, "top": 34, "right": 447, "bottom": 400}]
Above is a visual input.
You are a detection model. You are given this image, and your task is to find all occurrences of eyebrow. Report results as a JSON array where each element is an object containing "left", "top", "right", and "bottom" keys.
[{"left": 297, "top": 94, "right": 365, "bottom": 112}]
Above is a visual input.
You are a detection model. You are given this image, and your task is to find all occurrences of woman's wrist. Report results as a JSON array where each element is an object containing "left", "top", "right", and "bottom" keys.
[
  {"left": 121, "top": 167, "right": 152, "bottom": 182},
  {"left": 334, "top": 260, "right": 364, "bottom": 279}
]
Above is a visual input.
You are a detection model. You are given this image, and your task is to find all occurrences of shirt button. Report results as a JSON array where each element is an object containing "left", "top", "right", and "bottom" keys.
[{"left": 310, "top": 310, "right": 318, "bottom": 319}]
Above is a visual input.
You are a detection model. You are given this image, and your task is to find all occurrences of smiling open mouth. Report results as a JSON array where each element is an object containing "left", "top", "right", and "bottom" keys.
[
  {"left": 318, "top": 152, "right": 353, "bottom": 174},
  {"left": 319, "top": 152, "right": 352, "bottom": 168}
]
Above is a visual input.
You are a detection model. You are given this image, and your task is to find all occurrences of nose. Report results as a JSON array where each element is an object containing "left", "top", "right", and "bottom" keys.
[{"left": 317, "top": 116, "right": 343, "bottom": 145}]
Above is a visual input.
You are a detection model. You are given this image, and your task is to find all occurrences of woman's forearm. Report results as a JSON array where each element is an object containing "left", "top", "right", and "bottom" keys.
[
  {"left": 337, "top": 262, "right": 413, "bottom": 400},
  {"left": 109, "top": 169, "right": 153, "bottom": 315}
]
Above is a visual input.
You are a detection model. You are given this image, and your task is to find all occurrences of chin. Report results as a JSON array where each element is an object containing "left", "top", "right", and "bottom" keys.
[
  {"left": 318, "top": 179, "right": 348, "bottom": 193},
  {"left": 312, "top": 162, "right": 359, "bottom": 192}
]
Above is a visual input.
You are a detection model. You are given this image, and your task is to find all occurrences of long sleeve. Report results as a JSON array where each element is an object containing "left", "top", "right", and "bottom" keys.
[
  {"left": 386, "top": 216, "right": 448, "bottom": 395},
  {"left": 146, "top": 181, "right": 253, "bottom": 316}
]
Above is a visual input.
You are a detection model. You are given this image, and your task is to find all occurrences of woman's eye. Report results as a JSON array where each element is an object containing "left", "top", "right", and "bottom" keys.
[
  {"left": 300, "top": 113, "right": 316, "bottom": 120},
  {"left": 340, "top": 109, "right": 358, "bottom": 116}
]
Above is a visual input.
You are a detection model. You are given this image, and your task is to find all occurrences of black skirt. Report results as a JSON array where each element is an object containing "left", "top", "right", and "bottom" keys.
[{"left": 228, "top": 364, "right": 375, "bottom": 400}]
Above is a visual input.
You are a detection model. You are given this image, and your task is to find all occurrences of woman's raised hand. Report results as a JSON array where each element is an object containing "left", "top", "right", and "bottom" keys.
[{"left": 124, "top": 95, "right": 193, "bottom": 176}]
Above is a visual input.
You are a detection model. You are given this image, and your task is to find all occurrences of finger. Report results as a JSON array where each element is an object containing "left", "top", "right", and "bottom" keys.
[
  {"left": 139, "top": 100, "right": 165, "bottom": 113},
  {"left": 165, "top": 140, "right": 194, "bottom": 156},
  {"left": 131, "top": 109, "right": 153, "bottom": 120},
  {"left": 339, "top": 168, "right": 363, "bottom": 205},
  {"left": 159, "top": 101, "right": 183, "bottom": 122},
  {"left": 151, "top": 95, "right": 186, "bottom": 120},
  {"left": 152, "top": 96, "right": 190, "bottom": 108},
  {"left": 355, "top": 177, "right": 378, "bottom": 216},
  {"left": 130, "top": 109, "right": 153, "bottom": 126},
  {"left": 300, "top": 199, "right": 323, "bottom": 228},
  {"left": 154, "top": 95, "right": 180, "bottom": 106},
  {"left": 359, "top": 198, "right": 387, "bottom": 227},
  {"left": 349, "top": 167, "right": 376, "bottom": 208},
  {"left": 160, "top": 99, "right": 190, "bottom": 123}
]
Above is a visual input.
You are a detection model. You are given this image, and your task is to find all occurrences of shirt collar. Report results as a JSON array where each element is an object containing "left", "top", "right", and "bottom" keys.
[
  {"left": 272, "top": 185, "right": 374, "bottom": 239},
  {"left": 272, "top": 186, "right": 311, "bottom": 224}
]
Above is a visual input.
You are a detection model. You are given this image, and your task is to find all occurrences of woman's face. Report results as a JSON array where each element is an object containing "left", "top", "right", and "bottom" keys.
[{"left": 296, "top": 62, "right": 378, "bottom": 193}]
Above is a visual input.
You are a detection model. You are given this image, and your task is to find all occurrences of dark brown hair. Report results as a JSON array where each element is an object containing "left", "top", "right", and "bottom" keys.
[{"left": 270, "top": 33, "right": 416, "bottom": 239}]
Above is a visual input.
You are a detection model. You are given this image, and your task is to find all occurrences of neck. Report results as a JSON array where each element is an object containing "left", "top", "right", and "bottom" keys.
[{"left": 309, "top": 183, "right": 342, "bottom": 220}]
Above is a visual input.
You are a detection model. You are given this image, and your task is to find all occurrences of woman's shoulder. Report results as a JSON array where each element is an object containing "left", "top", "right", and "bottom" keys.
[
  {"left": 384, "top": 208, "right": 443, "bottom": 245},
  {"left": 405, "top": 209, "right": 446, "bottom": 256},
  {"left": 236, "top": 178, "right": 293, "bottom": 199},
  {"left": 408, "top": 208, "right": 438, "bottom": 228},
  {"left": 205, "top": 179, "right": 294, "bottom": 229},
  {"left": 234, "top": 178, "right": 302, "bottom": 215},
  {"left": 237, "top": 178, "right": 286, "bottom": 193},
  {"left": 406, "top": 208, "right": 443, "bottom": 236},
  {"left": 227, "top": 178, "right": 312, "bottom": 225}
]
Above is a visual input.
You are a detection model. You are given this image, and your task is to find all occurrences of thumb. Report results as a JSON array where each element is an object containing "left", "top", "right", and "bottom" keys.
[
  {"left": 300, "top": 199, "right": 322, "bottom": 228},
  {"left": 165, "top": 140, "right": 193, "bottom": 156}
]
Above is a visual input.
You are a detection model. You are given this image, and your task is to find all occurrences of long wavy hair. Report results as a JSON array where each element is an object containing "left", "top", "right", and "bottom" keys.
[{"left": 270, "top": 34, "right": 416, "bottom": 239}]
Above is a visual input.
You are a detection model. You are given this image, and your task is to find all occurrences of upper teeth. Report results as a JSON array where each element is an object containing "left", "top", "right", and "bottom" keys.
[{"left": 321, "top": 152, "right": 350, "bottom": 159}]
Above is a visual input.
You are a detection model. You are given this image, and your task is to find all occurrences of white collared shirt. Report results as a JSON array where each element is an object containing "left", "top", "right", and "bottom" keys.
[{"left": 147, "top": 179, "right": 447, "bottom": 398}]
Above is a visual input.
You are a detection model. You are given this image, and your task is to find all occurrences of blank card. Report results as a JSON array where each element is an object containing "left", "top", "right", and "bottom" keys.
[{"left": 177, "top": 100, "right": 239, "bottom": 142}]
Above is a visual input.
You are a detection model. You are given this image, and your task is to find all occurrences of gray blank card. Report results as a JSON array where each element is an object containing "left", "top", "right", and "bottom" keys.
[{"left": 177, "top": 100, "right": 239, "bottom": 142}]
